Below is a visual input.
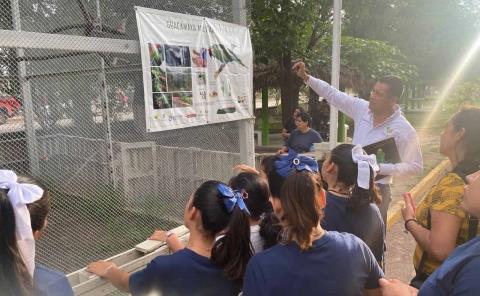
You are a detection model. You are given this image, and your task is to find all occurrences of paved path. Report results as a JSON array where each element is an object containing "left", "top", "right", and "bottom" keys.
[
  {"left": 384, "top": 128, "right": 444, "bottom": 281},
  {"left": 385, "top": 219, "right": 416, "bottom": 281}
]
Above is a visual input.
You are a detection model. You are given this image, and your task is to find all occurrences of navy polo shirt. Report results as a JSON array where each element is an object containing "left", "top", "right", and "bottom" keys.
[
  {"left": 129, "top": 248, "right": 240, "bottom": 296},
  {"left": 322, "top": 191, "right": 385, "bottom": 263},
  {"left": 243, "top": 231, "right": 384, "bottom": 296}
]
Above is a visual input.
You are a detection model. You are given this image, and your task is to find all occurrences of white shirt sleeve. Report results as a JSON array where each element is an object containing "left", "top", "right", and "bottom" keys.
[
  {"left": 305, "top": 75, "right": 368, "bottom": 120},
  {"left": 378, "top": 129, "right": 423, "bottom": 178}
]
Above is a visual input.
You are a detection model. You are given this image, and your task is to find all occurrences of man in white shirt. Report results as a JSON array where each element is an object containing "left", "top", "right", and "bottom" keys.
[{"left": 292, "top": 62, "right": 423, "bottom": 224}]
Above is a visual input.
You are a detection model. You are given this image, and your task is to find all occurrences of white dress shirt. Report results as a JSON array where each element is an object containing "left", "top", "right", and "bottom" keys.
[{"left": 306, "top": 76, "right": 423, "bottom": 184}]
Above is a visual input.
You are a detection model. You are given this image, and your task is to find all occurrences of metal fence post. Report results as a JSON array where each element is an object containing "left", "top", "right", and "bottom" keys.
[
  {"left": 232, "top": 0, "right": 255, "bottom": 166},
  {"left": 94, "top": 0, "right": 117, "bottom": 187},
  {"left": 10, "top": 0, "right": 40, "bottom": 176},
  {"left": 330, "top": 0, "right": 342, "bottom": 148},
  {"left": 99, "top": 58, "right": 117, "bottom": 187}
]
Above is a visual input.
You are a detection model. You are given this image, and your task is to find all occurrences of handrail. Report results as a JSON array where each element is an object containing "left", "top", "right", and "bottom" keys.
[{"left": 68, "top": 225, "right": 189, "bottom": 296}]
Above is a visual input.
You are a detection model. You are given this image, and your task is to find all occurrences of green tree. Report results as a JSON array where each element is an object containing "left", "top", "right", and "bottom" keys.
[
  {"left": 251, "top": 0, "right": 419, "bottom": 123},
  {"left": 251, "top": 0, "right": 330, "bottom": 123},
  {"left": 447, "top": 79, "right": 480, "bottom": 111},
  {"left": 305, "top": 34, "right": 418, "bottom": 134},
  {"left": 308, "top": 35, "right": 418, "bottom": 96},
  {"left": 345, "top": 0, "right": 480, "bottom": 82}
]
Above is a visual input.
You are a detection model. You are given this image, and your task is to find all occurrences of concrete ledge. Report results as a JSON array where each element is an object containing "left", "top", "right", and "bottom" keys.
[{"left": 386, "top": 159, "right": 452, "bottom": 230}]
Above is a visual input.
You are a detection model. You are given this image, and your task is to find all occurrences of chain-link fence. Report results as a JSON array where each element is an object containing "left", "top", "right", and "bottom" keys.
[{"left": 0, "top": 0, "right": 250, "bottom": 275}]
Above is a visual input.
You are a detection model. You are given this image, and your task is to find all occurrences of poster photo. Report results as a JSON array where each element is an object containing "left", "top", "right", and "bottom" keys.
[{"left": 136, "top": 7, "right": 253, "bottom": 132}]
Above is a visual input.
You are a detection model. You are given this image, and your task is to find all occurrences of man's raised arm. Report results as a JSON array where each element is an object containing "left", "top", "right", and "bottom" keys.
[{"left": 292, "top": 61, "right": 368, "bottom": 120}]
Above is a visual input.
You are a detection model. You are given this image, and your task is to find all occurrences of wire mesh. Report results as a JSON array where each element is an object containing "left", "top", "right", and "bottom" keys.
[{"left": 0, "top": 0, "right": 248, "bottom": 275}]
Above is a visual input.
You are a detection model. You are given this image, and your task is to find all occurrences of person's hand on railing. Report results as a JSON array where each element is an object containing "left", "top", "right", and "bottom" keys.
[
  {"left": 149, "top": 230, "right": 171, "bottom": 242},
  {"left": 87, "top": 261, "right": 118, "bottom": 278},
  {"left": 87, "top": 261, "right": 130, "bottom": 292},
  {"left": 149, "top": 230, "right": 184, "bottom": 252}
]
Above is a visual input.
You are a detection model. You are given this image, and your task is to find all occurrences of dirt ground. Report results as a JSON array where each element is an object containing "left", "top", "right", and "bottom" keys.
[
  {"left": 389, "top": 128, "right": 445, "bottom": 204},
  {"left": 385, "top": 127, "right": 445, "bottom": 281}
]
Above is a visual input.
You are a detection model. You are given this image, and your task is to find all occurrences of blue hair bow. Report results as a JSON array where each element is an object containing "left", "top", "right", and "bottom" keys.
[
  {"left": 217, "top": 183, "right": 251, "bottom": 215},
  {"left": 274, "top": 150, "right": 319, "bottom": 177}
]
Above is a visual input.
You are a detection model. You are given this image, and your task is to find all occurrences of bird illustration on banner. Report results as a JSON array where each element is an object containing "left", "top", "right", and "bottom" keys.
[{"left": 208, "top": 44, "right": 246, "bottom": 79}]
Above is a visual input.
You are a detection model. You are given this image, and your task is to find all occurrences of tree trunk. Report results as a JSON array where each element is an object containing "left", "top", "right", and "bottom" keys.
[
  {"left": 279, "top": 53, "right": 302, "bottom": 125},
  {"left": 308, "top": 88, "right": 320, "bottom": 130}
]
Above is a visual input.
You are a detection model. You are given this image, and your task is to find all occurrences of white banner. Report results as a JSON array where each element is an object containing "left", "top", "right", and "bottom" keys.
[{"left": 135, "top": 7, "right": 254, "bottom": 132}]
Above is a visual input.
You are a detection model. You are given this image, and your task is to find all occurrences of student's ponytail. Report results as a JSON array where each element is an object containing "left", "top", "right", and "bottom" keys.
[
  {"left": 259, "top": 212, "right": 282, "bottom": 249},
  {"left": 0, "top": 189, "right": 33, "bottom": 296},
  {"left": 211, "top": 205, "right": 252, "bottom": 282},
  {"left": 193, "top": 181, "right": 252, "bottom": 283}
]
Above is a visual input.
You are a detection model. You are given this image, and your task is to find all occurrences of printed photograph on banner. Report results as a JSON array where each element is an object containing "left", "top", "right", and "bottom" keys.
[
  {"left": 148, "top": 43, "right": 165, "bottom": 67},
  {"left": 207, "top": 43, "right": 247, "bottom": 79},
  {"left": 216, "top": 102, "right": 236, "bottom": 115},
  {"left": 172, "top": 92, "right": 193, "bottom": 108},
  {"left": 236, "top": 94, "right": 248, "bottom": 104},
  {"left": 151, "top": 67, "right": 167, "bottom": 92},
  {"left": 191, "top": 48, "right": 208, "bottom": 68},
  {"left": 153, "top": 93, "right": 172, "bottom": 109},
  {"left": 165, "top": 45, "right": 191, "bottom": 67},
  {"left": 166, "top": 67, "right": 192, "bottom": 92}
]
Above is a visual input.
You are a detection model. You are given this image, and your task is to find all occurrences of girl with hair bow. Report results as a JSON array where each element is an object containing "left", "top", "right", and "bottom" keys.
[
  {"left": 320, "top": 144, "right": 385, "bottom": 266},
  {"left": 88, "top": 180, "right": 252, "bottom": 296},
  {"left": 234, "top": 150, "right": 321, "bottom": 249},
  {"left": 242, "top": 153, "right": 384, "bottom": 296},
  {"left": 149, "top": 172, "right": 271, "bottom": 255},
  {"left": 0, "top": 170, "right": 73, "bottom": 296}
]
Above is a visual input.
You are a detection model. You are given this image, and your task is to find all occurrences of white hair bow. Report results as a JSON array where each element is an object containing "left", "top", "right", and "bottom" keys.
[
  {"left": 351, "top": 145, "right": 379, "bottom": 190},
  {"left": 0, "top": 170, "right": 44, "bottom": 277}
]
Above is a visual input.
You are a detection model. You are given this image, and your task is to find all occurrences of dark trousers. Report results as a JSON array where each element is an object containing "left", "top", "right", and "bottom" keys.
[{"left": 377, "top": 184, "right": 391, "bottom": 227}]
